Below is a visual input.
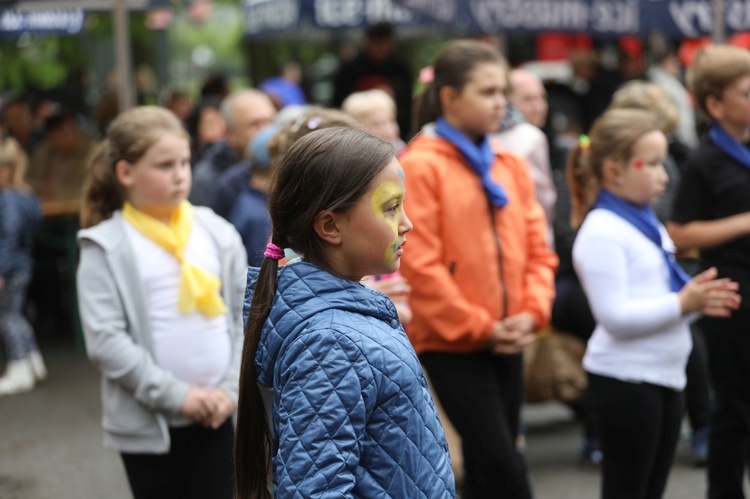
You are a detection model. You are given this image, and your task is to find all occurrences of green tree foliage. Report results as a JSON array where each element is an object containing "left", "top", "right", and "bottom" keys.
[{"left": 0, "top": 35, "right": 83, "bottom": 92}]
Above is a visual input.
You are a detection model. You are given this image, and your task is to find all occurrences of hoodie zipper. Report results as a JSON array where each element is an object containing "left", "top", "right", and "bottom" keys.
[{"left": 486, "top": 197, "right": 508, "bottom": 319}]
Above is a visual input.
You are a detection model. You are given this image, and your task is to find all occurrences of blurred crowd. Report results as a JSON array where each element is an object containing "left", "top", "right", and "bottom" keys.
[{"left": 2, "top": 19, "right": 749, "bottom": 499}]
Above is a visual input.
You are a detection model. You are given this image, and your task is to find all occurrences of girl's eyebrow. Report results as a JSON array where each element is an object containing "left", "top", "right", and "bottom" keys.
[{"left": 379, "top": 193, "right": 403, "bottom": 204}]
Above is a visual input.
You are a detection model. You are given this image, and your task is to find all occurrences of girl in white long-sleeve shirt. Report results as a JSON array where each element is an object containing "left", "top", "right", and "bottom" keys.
[{"left": 569, "top": 108, "right": 741, "bottom": 499}]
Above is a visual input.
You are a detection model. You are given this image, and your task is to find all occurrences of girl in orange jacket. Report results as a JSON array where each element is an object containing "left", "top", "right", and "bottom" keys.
[{"left": 399, "top": 40, "right": 558, "bottom": 499}]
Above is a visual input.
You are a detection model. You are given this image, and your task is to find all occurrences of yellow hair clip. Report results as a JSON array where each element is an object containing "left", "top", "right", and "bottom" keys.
[{"left": 579, "top": 134, "right": 591, "bottom": 152}]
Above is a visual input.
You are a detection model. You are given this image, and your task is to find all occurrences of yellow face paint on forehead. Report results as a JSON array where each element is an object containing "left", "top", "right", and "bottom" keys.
[{"left": 370, "top": 180, "right": 401, "bottom": 264}]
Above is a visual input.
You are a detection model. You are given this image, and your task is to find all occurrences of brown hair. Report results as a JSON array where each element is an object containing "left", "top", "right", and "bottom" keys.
[
  {"left": 567, "top": 108, "right": 661, "bottom": 228},
  {"left": 687, "top": 44, "right": 750, "bottom": 115},
  {"left": 80, "top": 106, "right": 187, "bottom": 228},
  {"left": 234, "top": 127, "right": 394, "bottom": 499},
  {"left": 609, "top": 80, "right": 680, "bottom": 135},
  {"left": 412, "top": 39, "right": 506, "bottom": 134}
]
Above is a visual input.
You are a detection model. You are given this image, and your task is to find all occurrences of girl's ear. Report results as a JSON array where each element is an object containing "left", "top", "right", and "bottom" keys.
[
  {"left": 601, "top": 158, "right": 624, "bottom": 184},
  {"left": 313, "top": 211, "right": 342, "bottom": 246},
  {"left": 115, "top": 159, "right": 134, "bottom": 188}
]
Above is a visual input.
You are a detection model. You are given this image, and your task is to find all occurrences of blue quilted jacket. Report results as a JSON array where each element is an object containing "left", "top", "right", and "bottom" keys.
[{"left": 244, "top": 262, "right": 455, "bottom": 498}]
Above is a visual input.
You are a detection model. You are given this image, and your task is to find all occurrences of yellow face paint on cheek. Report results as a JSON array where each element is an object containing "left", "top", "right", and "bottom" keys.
[{"left": 370, "top": 181, "right": 401, "bottom": 263}]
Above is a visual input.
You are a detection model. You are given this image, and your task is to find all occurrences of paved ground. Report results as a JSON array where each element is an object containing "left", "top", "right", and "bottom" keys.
[{"left": 0, "top": 344, "right": 725, "bottom": 499}]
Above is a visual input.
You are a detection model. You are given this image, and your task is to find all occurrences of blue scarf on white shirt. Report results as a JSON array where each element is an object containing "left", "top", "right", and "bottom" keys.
[
  {"left": 435, "top": 117, "right": 508, "bottom": 208},
  {"left": 594, "top": 189, "right": 690, "bottom": 292},
  {"left": 708, "top": 122, "right": 750, "bottom": 170}
]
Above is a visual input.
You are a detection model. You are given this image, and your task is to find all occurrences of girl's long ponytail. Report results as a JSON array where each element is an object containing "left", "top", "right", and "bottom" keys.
[
  {"left": 234, "top": 247, "right": 280, "bottom": 499},
  {"left": 566, "top": 139, "right": 599, "bottom": 229},
  {"left": 412, "top": 81, "right": 440, "bottom": 136},
  {"left": 80, "top": 140, "right": 126, "bottom": 229}
]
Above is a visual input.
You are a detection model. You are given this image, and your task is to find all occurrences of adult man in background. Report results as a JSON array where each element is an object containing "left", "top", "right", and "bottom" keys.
[
  {"left": 508, "top": 68, "right": 549, "bottom": 129},
  {"left": 495, "top": 68, "right": 556, "bottom": 244},
  {"left": 189, "top": 89, "right": 276, "bottom": 207}
]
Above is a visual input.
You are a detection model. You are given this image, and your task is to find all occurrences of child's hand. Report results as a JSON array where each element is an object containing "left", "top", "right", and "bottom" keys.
[
  {"left": 502, "top": 313, "right": 535, "bottom": 336},
  {"left": 204, "top": 388, "right": 235, "bottom": 429},
  {"left": 488, "top": 315, "right": 537, "bottom": 355},
  {"left": 179, "top": 387, "right": 214, "bottom": 423},
  {"left": 678, "top": 267, "right": 742, "bottom": 317}
]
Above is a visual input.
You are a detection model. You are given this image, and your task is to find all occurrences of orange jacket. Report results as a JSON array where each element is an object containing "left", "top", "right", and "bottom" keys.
[{"left": 399, "top": 132, "right": 558, "bottom": 354}]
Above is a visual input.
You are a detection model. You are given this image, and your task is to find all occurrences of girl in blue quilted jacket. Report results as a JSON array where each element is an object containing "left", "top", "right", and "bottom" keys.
[{"left": 235, "top": 127, "right": 456, "bottom": 498}]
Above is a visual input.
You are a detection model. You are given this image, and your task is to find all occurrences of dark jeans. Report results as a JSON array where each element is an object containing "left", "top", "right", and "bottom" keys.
[
  {"left": 587, "top": 373, "right": 684, "bottom": 499},
  {"left": 421, "top": 351, "right": 532, "bottom": 499},
  {"left": 702, "top": 310, "right": 750, "bottom": 499},
  {"left": 121, "top": 420, "right": 234, "bottom": 499}
]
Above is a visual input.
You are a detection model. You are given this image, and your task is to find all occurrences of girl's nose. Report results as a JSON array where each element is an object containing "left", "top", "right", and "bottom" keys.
[{"left": 400, "top": 209, "right": 413, "bottom": 234}]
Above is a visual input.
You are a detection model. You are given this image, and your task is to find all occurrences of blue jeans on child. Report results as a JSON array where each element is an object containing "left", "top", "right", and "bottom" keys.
[{"left": 0, "top": 270, "right": 39, "bottom": 361}]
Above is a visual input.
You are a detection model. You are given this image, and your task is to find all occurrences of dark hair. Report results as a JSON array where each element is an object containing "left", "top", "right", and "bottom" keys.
[
  {"left": 44, "top": 107, "right": 73, "bottom": 133},
  {"left": 80, "top": 106, "right": 187, "bottom": 228},
  {"left": 200, "top": 73, "right": 229, "bottom": 100},
  {"left": 234, "top": 127, "right": 394, "bottom": 499},
  {"left": 412, "top": 40, "right": 506, "bottom": 134},
  {"left": 567, "top": 108, "right": 661, "bottom": 228},
  {"left": 365, "top": 21, "right": 393, "bottom": 39},
  {"left": 186, "top": 96, "right": 222, "bottom": 144}
]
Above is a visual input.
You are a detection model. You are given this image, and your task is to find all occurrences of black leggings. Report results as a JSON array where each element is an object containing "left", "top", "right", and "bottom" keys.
[
  {"left": 121, "top": 420, "right": 234, "bottom": 499},
  {"left": 701, "top": 310, "right": 750, "bottom": 499},
  {"left": 421, "top": 351, "right": 531, "bottom": 499},
  {"left": 587, "top": 373, "right": 684, "bottom": 499}
]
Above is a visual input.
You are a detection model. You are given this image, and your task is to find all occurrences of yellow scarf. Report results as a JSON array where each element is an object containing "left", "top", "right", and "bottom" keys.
[{"left": 122, "top": 201, "right": 227, "bottom": 318}]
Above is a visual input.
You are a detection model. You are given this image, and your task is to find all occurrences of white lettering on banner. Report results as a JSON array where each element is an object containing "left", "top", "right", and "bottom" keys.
[
  {"left": 245, "top": 2, "right": 296, "bottom": 33},
  {"left": 365, "top": 0, "right": 416, "bottom": 23},
  {"left": 245, "top": 0, "right": 297, "bottom": 34},
  {"left": 0, "top": 9, "right": 85, "bottom": 34},
  {"left": 316, "top": 0, "right": 363, "bottom": 27},
  {"left": 469, "top": 0, "right": 589, "bottom": 32},
  {"left": 668, "top": 1, "right": 711, "bottom": 38},
  {"left": 726, "top": 0, "right": 750, "bottom": 31},
  {"left": 591, "top": 0, "right": 638, "bottom": 33},
  {"left": 398, "top": 0, "right": 454, "bottom": 23}
]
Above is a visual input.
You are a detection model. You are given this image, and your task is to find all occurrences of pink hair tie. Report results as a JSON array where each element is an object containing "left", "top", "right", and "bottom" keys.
[
  {"left": 264, "top": 243, "right": 285, "bottom": 261},
  {"left": 419, "top": 65, "right": 434, "bottom": 85}
]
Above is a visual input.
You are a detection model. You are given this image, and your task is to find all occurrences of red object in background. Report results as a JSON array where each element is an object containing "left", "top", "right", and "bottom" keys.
[
  {"left": 537, "top": 33, "right": 593, "bottom": 61},
  {"left": 729, "top": 32, "right": 750, "bottom": 49},
  {"left": 678, "top": 34, "right": 750, "bottom": 68},
  {"left": 678, "top": 37, "right": 712, "bottom": 67},
  {"left": 619, "top": 35, "right": 643, "bottom": 60}
]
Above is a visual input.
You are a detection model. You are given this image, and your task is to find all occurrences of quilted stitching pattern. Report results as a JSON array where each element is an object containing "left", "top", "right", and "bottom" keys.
[{"left": 244, "top": 263, "right": 455, "bottom": 498}]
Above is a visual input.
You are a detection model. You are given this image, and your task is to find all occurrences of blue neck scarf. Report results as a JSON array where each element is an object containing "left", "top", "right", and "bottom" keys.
[
  {"left": 435, "top": 117, "right": 508, "bottom": 208},
  {"left": 708, "top": 122, "right": 750, "bottom": 170},
  {"left": 594, "top": 189, "right": 690, "bottom": 292}
]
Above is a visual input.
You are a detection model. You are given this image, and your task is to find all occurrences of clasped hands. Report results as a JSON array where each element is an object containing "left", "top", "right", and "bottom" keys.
[
  {"left": 179, "top": 387, "right": 235, "bottom": 429},
  {"left": 487, "top": 312, "right": 537, "bottom": 355}
]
